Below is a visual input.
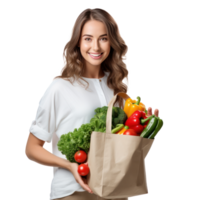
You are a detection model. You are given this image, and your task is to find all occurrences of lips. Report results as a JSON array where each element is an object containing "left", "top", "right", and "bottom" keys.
[{"left": 88, "top": 53, "right": 103, "bottom": 60}]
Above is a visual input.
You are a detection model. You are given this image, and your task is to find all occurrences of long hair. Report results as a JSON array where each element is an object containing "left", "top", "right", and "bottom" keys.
[{"left": 54, "top": 8, "right": 129, "bottom": 109}]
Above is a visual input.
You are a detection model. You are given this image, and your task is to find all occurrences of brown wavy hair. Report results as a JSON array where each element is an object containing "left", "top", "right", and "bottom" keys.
[{"left": 54, "top": 8, "right": 129, "bottom": 109}]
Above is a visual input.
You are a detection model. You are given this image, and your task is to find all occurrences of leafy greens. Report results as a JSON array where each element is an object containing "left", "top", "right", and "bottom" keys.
[{"left": 57, "top": 106, "right": 127, "bottom": 163}]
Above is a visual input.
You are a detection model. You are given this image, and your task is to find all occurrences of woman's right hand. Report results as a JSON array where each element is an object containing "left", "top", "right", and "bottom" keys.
[{"left": 69, "top": 162, "right": 93, "bottom": 194}]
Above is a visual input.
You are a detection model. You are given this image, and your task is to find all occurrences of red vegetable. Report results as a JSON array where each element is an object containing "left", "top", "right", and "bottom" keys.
[
  {"left": 78, "top": 164, "right": 90, "bottom": 176},
  {"left": 123, "top": 129, "right": 140, "bottom": 136},
  {"left": 74, "top": 150, "right": 87, "bottom": 163},
  {"left": 124, "top": 110, "right": 152, "bottom": 134}
]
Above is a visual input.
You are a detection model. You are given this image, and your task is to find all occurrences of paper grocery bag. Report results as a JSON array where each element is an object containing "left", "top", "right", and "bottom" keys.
[{"left": 86, "top": 92, "right": 154, "bottom": 199}]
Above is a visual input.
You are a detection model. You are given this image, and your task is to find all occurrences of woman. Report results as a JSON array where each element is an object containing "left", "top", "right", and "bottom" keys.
[{"left": 25, "top": 8, "right": 159, "bottom": 200}]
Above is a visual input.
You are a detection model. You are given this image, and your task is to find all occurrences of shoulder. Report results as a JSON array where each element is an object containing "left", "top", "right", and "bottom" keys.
[
  {"left": 38, "top": 78, "right": 70, "bottom": 106},
  {"left": 45, "top": 77, "right": 73, "bottom": 93}
]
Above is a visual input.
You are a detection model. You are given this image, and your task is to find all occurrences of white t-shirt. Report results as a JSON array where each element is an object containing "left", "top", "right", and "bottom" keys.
[{"left": 29, "top": 71, "right": 117, "bottom": 200}]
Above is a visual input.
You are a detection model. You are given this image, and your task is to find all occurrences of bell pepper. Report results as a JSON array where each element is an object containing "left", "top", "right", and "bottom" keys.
[
  {"left": 124, "top": 96, "right": 146, "bottom": 118},
  {"left": 124, "top": 110, "right": 153, "bottom": 134}
]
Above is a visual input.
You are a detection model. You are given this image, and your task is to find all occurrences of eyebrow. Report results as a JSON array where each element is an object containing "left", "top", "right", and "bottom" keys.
[{"left": 82, "top": 34, "right": 107, "bottom": 37}]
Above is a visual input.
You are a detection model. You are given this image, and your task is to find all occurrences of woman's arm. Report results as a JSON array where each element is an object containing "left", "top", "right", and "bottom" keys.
[{"left": 23, "top": 133, "right": 71, "bottom": 171}]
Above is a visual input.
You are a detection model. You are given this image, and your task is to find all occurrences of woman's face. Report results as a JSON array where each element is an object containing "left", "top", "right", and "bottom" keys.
[{"left": 78, "top": 20, "right": 110, "bottom": 69}]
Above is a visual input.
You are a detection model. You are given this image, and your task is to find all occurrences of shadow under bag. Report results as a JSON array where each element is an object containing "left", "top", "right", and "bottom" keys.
[{"left": 86, "top": 92, "right": 154, "bottom": 199}]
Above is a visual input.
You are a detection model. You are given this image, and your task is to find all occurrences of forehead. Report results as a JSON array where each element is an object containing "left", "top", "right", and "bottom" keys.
[{"left": 81, "top": 20, "right": 107, "bottom": 36}]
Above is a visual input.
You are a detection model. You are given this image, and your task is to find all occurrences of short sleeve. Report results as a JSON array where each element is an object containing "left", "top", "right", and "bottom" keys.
[{"left": 29, "top": 81, "right": 57, "bottom": 143}]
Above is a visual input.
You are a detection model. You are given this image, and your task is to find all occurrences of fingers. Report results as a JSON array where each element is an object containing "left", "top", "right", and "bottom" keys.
[
  {"left": 154, "top": 109, "right": 159, "bottom": 117},
  {"left": 71, "top": 163, "right": 92, "bottom": 194},
  {"left": 147, "top": 107, "right": 159, "bottom": 117},
  {"left": 83, "top": 159, "right": 88, "bottom": 165},
  {"left": 147, "top": 107, "right": 152, "bottom": 117},
  {"left": 75, "top": 166, "right": 92, "bottom": 193},
  {"left": 78, "top": 177, "right": 93, "bottom": 194},
  {"left": 79, "top": 163, "right": 90, "bottom": 192}
]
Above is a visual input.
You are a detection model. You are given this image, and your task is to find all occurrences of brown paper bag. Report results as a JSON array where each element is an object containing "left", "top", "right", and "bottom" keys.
[{"left": 86, "top": 92, "right": 154, "bottom": 199}]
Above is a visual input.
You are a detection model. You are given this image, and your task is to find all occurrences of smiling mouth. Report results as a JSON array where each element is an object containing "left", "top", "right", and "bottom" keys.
[
  {"left": 88, "top": 53, "right": 103, "bottom": 55},
  {"left": 88, "top": 52, "right": 103, "bottom": 59}
]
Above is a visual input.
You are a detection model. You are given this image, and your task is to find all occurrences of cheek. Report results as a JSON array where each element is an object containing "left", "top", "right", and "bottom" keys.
[
  {"left": 102, "top": 42, "right": 110, "bottom": 50},
  {"left": 103, "top": 44, "right": 111, "bottom": 55},
  {"left": 81, "top": 43, "right": 90, "bottom": 52},
  {"left": 81, "top": 42, "right": 88, "bottom": 50}
]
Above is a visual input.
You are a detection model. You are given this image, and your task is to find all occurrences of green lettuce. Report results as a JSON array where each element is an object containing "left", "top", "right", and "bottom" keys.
[{"left": 57, "top": 106, "right": 127, "bottom": 163}]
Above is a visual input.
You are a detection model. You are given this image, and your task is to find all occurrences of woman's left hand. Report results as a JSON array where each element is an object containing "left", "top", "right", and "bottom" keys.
[{"left": 146, "top": 107, "right": 159, "bottom": 117}]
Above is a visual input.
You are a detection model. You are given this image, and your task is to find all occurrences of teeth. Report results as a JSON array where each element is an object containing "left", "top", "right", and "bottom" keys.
[{"left": 89, "top": 53, "right": 102, "bottom": 57}]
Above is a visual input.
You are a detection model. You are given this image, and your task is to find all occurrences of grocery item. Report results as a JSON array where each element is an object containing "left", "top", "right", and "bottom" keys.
[
  {"left": 74, "top": 150, "right": 87, "bottom": 163},
  {"left": 124, "top": 110, "right": 152, "bottom": 134},
  {"left": 124, "top": 96, "right": 146, "bottom": 118},
  {"left": 148, "top": 117, "right": 163, "bottom": 139},
  {"left": 140, "top": 115, "right": 159, "bottom": 138},
  {"left": 123, "top": 128, "right": 139, "bottom": 136},
  {"left": 111, "top": 124, "right": 124, "bottom": 133},
  {"left": 57, "top": 106, "right": 127, "bottom": 163},
  {"left": 78, "top": 164, "right": 90, "bottom": 176},
  {"left": 116, "top": 125, "right": 129, "bottom": 135},
  {"left": 114, "top": 125, "right": 139, "bottom": 136}
]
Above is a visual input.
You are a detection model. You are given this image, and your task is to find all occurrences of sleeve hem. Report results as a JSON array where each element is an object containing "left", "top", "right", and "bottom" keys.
[{"left": 27, "top": 120, "right": 52, "bottom": 144}]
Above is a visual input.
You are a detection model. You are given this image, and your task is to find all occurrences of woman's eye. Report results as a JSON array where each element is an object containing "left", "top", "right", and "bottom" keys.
[{"left": 85, "top": 37, "right": 107, "bottom": 41}]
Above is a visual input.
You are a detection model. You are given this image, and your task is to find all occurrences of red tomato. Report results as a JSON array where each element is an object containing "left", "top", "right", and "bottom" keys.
[
  {"left": 123, "top": 129, "right": 140, "bottom": 136},
  {"left": 78, "top": 164, "right": 90, "bottom": 176},
  {"left": 74, "top": 150, "right": 87, "bottom": 163}
]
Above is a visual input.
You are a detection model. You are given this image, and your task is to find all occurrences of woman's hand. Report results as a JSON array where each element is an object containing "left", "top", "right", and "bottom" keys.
[
  {"left": 146, "top": 107, "right": 159, "bottom": 117},
  {"left": 69, "top": 162, "right": 93, "bottom": 194}
]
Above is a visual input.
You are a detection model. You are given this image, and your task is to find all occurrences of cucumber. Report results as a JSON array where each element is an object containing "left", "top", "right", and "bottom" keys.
[
  {"left": 140, "top": 115, "right": 158, "bottom": 138},
  {"left": 148, "top": 118, "right": 163, "bottom": 139}
]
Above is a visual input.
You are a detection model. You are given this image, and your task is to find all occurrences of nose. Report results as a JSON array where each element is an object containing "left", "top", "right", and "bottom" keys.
[{"left": 92, "top": 39, "right": 100, "bottom": 51}]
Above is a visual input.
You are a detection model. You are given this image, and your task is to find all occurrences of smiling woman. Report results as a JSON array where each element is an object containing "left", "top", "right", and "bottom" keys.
[
  {"left": 78, "top": 20, "right": 111, "bottom": 79},
  {"left": 54, "top": 8, "right": 129, "bottom": 110},
  {"left": 26, "top": 8, "right": 129, "bottom": 200}
]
